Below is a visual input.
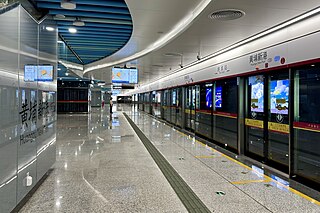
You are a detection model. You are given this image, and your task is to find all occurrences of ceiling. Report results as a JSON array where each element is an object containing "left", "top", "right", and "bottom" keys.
[
  {"left": 130, "top": 0, "right": 320, "bottom": 86},
  {"left": 33, "top": 0, "right": 133, "bottom": 65},
  {"left": 28, "top": 0, "right": 320, "bottom": 86}
]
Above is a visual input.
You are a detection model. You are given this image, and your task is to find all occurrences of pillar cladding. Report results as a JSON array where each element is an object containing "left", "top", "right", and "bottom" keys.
[{"left": 0, "top": 5, "right": 57, "bottom": 213}]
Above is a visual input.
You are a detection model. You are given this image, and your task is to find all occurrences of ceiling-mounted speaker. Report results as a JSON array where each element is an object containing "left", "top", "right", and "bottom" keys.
[{"left": 61, "top": 0, "right": 76, "bottom": 10}]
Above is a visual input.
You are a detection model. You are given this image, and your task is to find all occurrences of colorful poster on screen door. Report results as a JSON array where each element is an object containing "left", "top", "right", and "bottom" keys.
[
  {"left": 249, "top": 75, "right": 264, "bottom": 112},
  {"left": 270, "top": 80, "right": 289, "bottom": 115}
]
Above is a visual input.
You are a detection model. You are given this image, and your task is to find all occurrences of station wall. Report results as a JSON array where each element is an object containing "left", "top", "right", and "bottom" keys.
[{"left": 0, "top": 5, "right": 57, "bottom": 212}]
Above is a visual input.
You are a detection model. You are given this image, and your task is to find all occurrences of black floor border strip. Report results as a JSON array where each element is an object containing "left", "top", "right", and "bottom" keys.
[{"left": 123, "top": 113, "right": 211, "bottom": 213}]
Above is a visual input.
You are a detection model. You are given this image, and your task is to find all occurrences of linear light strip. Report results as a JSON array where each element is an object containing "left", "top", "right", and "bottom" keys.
[
  {"left": 133, "top": 6, "right": 320, "bottom": 92},
  {"left": 83, "top": 0, "right": 212, "bottom": 73}
]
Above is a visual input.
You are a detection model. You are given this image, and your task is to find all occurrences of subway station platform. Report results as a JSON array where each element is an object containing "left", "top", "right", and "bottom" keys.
[{"left": 19, "top": 106, "right": 320, "bottom": 213}]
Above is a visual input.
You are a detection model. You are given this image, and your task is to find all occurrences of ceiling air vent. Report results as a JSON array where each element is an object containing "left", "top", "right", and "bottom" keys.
[{"left": 209, "top": 9, "right": 245, "bottom": 21}]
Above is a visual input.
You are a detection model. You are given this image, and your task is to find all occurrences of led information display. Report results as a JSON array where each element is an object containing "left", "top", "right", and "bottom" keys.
[
  {"left": 112, "top": 67, "right": 138, "bottom": 84},
  {"left": 24, "top": 65, "right": 54, "bottom": 82}
]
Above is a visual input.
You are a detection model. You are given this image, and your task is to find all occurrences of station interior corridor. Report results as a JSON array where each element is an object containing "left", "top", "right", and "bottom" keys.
[{"left": 18, "top": 105, "right": 320, "bottom": 213}]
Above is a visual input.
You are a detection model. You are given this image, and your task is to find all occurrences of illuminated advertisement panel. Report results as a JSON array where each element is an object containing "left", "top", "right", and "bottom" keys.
[
  {"left": 206, "top": 88, "right": 212, "bottom": 108},
  {"left": 249, "top": 75, "right": 264, "bottom": 112},
  {"left": 215, "top": 86, "right": 222, "bottom": 108},
  {"left": 270, "top": 79, "right": 289, "bottom": 114}
]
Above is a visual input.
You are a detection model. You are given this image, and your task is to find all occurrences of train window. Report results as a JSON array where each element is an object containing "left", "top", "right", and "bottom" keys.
[{"left": 215, "top": 78, "right": 237, "bottom": 113}]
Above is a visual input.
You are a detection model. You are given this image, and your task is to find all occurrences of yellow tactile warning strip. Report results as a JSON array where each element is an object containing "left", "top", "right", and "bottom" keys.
[
  {"left": 195, "top": 155, "right": 223, "bottom": 159},
  {"left": 175, "top": 130, "right": 320, "bottom": 206},
  {"left": 231, "top": 179, "right": 271, "bottom": 185}
]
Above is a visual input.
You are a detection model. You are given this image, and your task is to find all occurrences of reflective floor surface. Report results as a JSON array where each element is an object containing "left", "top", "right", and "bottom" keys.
[
  {"left": 19, "top": 105, "right": 320, "bottom": 213},
  {"left": 19, "top": 107, "right": 186, "bottom": 213}
]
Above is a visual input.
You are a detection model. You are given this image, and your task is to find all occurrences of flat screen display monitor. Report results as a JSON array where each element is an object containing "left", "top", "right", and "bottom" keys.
[
  {"left": 112, "top": 67, "right": 138, "bottom": 84},
  {"left": 24, "top": 65, "right": 37, "bottom": 82},
  {"left": 206, "top": 88, "right": 212, "bottom": 108},
  {"left": 37, "top": 65, "right": 54, "bottom": 81},
  {"left": 215, "top": 86, "right": 222, "bottom": 108},
  {"left": 270, "top": 79, "right": 289, "bottom": 115},
  {"left": 249, "top": 75, "right": 264, "bottom": 112}
]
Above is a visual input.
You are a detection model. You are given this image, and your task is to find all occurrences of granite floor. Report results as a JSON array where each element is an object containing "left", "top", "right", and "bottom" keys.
[
  {"left": 124, "top": 105, "right": 320, "bottom": 213},
  {"left": 19, "top": 105, "right": 320, "bottom": 213},
  {"left": 19, "top": 107, "right": 187, "bottom": 213}
]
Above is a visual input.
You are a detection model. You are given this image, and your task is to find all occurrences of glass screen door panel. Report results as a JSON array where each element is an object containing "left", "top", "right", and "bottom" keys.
[
  {"left": 185, "top": 86, "right": 193, "bottom": 130},
  {"left": 267, "top": 73, "right": 290, "bottom": 169},
  {"left": 245, "top": 75, "right": 265, "bottom": 158}
]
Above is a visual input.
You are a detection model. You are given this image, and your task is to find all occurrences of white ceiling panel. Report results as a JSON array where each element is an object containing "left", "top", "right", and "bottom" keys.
[{"left": 86, "top": 0, "right": 320, "bottom": 85}]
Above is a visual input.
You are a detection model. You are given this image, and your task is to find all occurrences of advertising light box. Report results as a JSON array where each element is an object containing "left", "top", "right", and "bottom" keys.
[
  {"left": 249, "top": 75, "right": 264, "bottom": 112},
  {"left": 206, "top": 88, "right": 212, "bottom": 108},
  {"left": 215, "top": 86, "right": 222, "bottom": 108},
  {"left": 112, "top": 67, "right": 138, "bottom": 84},
  {"left": 270, "top": 79, "right": 289, "bottom": 115}
]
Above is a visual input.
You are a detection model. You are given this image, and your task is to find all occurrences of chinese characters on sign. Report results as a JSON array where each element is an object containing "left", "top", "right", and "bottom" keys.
[
  {"left": 19, "top": 91, "right": 56, "bottom": 146},
  {"left": 249, "top": 51, "right": 268, "bottom": 65},
  {"left": 216, "top": 64, "right": 230, "bottom": 74}
]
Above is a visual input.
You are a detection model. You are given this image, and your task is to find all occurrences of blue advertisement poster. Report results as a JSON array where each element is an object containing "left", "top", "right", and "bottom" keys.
[
  {"left": 215, "top": 86, "right": 222, "bottom": 108},
  {"left": 206, "top": 88, "right": 212, "bottom": 108},
  {"left": 249, "top": 75, "right": 264, "bottom": 112},
  {"left": 270, "top": 79, "right": 289, "bottom": 114}
]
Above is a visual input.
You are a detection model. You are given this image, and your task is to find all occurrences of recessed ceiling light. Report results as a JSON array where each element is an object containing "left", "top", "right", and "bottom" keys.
[
  {"left": 65, "top": 73, "right": 69, "bottom": 76},
  {"left": 45, "top": 26, "right": 55, "bottom": 31},
  {"left": 311, "top": 64, "right": 315, "bottom": 67},
  {"left": 73, "top": 18, "right": 85, "bottom": 26},
  {"left": 68, "top": 28, "right": 77, "bottom": 33},
  {"left": 61, "top": 0, "right": 76, "bottom": 10},
  {"left": 57, "top": 68, "right": 61, "bottom": 71}
]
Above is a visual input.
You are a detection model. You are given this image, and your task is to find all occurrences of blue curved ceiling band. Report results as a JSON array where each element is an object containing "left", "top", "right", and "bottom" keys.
[{"left": 34, "top": 0, "right": 133, "bottom": 65}]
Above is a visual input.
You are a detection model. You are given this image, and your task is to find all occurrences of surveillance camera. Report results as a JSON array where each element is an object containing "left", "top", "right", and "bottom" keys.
[
  {"left": 197, "top": 55, "right": 201, "bottom": 60},
  {"left": 179, "top": 64, "right": 184, "bottom": 68}
]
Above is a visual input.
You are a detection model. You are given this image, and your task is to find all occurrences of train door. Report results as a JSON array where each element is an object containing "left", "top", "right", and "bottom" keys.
[{"left": 245, "top": 72, "right": 290, "bottom": 172}]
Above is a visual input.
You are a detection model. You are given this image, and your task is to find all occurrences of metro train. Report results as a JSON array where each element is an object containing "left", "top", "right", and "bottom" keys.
[{"left": 130, "top": 12, "right": 320, "bottom": 191}]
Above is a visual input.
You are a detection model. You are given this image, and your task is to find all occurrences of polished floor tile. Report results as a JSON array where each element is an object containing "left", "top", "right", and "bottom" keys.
[
  {"left": 19, "top": 108, "right": 187, "bottom": 213},
  {"left": 126, "top": 106, "right": 320, "bottom": 213}
]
